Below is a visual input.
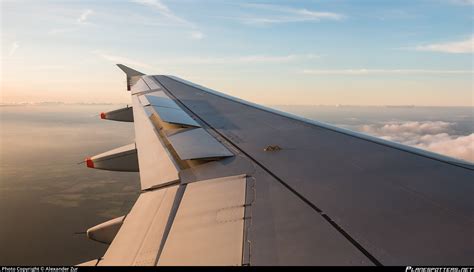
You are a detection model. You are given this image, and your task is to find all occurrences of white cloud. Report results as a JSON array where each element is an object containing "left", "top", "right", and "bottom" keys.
[
  {"left": 131, "top": 0, "right": 194, "bottom": 27},
  {"left": 156, "top": 54, "right": 319, "bottom": 65},
  {"left": 302, "top": 69, "right": 473, "bottom": 75},
  {"left": 132, "top": 0, "right": 171, "bottom": 15},
  {"left": 31, "top": 65, "right": 67, "bottom": 70},
  {"left": 296, "top": 9, "right": 344, "bottom": 20},
  {"left": 360, "top": 121, "right": 474, "bottom": 162},
  {"left": 94, "top": 51, "right": 152, "bottom": 69},
  {"left": 361, "top": 121, "right": 452, "bottom": 141},
  {"left": 92, "top": 52, "right": 317, "bottom": 68},
  {"left": 416, "top": 134, "right": 474, "bottom": 162},
  {"left": 240, "top": 3, "right": 344, "bottom": 25},
  {"left": 77, "top": 9, "right": 93, "bottom": 24},
  {"left": 190, "top": 31, "right": 204, "bottom": 40},
  {"left": 48, "top": 28, "right": 75, "bottom": 35},
  {"left": 416, "top": 36, "right": 474, "bottom": 53},
  {"left": 131, "top": 0, "right": 204, "bottom": 39},
  {"left": 9, "top": 41, "right": 19, "bottom": 56},
  {"left": 48, "top": 9, "right": 94, "bottom": 35},
  {"left": 0, "top": 61, "right": 63, "bottom": 74},
  {"left": 237, "top": 55, "right": 297, "bottom": 63}
]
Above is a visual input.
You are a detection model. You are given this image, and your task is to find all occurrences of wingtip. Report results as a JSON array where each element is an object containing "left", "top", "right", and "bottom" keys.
[{"left": 116, "top": 64, "right": 144, "bottom": 76}]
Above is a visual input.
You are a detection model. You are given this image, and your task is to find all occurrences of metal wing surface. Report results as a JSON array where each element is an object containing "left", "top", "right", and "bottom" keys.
[{"left": 79, "top": 65, "right": 474, "bottom": 266}]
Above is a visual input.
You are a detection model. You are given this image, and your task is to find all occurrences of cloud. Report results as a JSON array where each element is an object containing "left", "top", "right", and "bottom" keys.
[
  {"left": 239, "top": 3, "right": 344, "bottom": 25},
  {"left": 237, "top": 54, "right": 298, "bottom": 63},
  {"left": 48, "top": 28, "right": 76, "bottom": 35},
  {"left": 157, "top": 54, "right": 319, "bottom": 65},
  {"left": 131, "top": 0, "right": 204, "bottom": 39},
  {"left": 360, "top": 121, "right": 474, "bottom": 162},
  {"left": 416, "top": 133, "right": 474, "bottom": 162},
  {"left": 132, "top": 0, "right": 169, "bottom": 11},
  {"left": 302, "top": 69, "right": 473, "bottom": 75},
  {"left": 361, "top": 121, "right": 452, "bottom": 140},
  {"left": 190, "top": 31, "right": 204, "bottom": 40},
  {"left": 94, "top": 51, "right": 152, "bottom": 69},
  {"left": 77, "top": 9, "right": 93, "bottom": 24},
  {"left": 295, "top": 9, "right": 344, "bottom": 20},
  {"left": 9, "top": 41, "right": 19, "bottom": 56},
  {"left": 415, "top": 36, "right": 474, "bottom": 53},
  {"left": 48, "top": 9, "right": 94, "bottom": 35},
  {"left": 131, "top": 0, "right": 194, "bottom": 27},
  {"left": 31, "top": 65, "right": 67, "bottom": 70}
]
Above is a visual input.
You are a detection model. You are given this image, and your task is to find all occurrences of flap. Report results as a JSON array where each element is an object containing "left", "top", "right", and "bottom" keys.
[
  {"left": 99, "top": 186, "right": 179, "bottom": 266},
  {"left": 158, "top": 175, "right": 247, "bottom": 266}
]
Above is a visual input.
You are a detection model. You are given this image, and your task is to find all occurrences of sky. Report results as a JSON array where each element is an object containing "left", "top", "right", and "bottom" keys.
[{"left": 1, "top": 0, "right": 473, "bottom": 106}]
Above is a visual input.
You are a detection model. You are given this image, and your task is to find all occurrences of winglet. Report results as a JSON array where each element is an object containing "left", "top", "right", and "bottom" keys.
[{"left": 116, "top": 64, "right": 145, "bottom": 91}]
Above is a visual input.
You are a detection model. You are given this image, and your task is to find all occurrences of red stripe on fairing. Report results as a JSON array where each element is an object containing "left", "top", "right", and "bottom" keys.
[{"left": 85, "top": 157, "right": 94, "bottom": 168}]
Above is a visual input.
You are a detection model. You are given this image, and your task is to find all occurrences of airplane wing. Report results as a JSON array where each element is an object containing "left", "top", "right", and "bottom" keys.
[{"left": 79, "top": 65, "right": 474, "bottom": 266}]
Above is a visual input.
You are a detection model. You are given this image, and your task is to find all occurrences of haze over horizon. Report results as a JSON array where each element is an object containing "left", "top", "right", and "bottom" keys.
[{"left": 1, "top": 0, "right": 473, "bottom": 106}]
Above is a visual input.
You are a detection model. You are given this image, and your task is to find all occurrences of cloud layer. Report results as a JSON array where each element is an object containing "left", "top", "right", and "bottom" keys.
[
  {"left": 77, "top": 9, "right": 93, "bottom": 24},
  {"left": 416, "top": 36, "right": 474, "bottom": 53},
  {"left": 239, "top": 3, "right": 344, "bottom": 25},
  {"left": 360, "top": 121, "right": 474, "bottom": 162},
  {"left": 302, "top": 68, "right": 474, "bottom": 76},
  {"left": 132, "top": 0, "right": 194, "bottom": 27},
  {"left": 8, "top": 41, "right": 19, "bottom": 56},
  {"left": 131, "top": 0, "right": 203, "bottom": 40},
  {"left": 302, "top": 69, "right": 473, "bottom": 75},
  {"left": 94, "top": 51, "right": 152, "bottom": 69}
]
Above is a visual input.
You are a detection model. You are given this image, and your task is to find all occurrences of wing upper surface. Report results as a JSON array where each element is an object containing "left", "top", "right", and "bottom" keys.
[
  {"left": 153, "top": 75, "right": 474, "bottom": 265},
  {"left": 83, "top": 66, "right": 473, "bottom": 266}
]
